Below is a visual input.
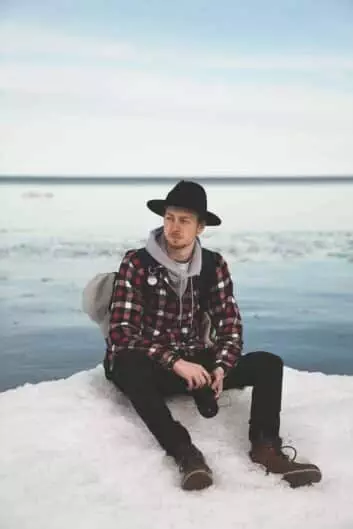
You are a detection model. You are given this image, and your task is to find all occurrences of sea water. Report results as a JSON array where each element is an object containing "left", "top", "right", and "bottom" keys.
[{"left": 1, "top": 179, "right": 353, "bottom": 391}]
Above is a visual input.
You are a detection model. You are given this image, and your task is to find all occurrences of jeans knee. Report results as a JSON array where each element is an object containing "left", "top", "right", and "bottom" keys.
[{"left": 255, "top": 351, "right": 283, "bottom": 370}]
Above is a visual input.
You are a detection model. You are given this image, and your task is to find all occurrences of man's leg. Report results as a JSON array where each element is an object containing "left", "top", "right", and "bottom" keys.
[
  {"left": 109, "top": 350, "right": 213, "bottom": 490},
  {"left": 110, "top": 349, "right": 190, "bottom": 456},
  {"left": 224, "top": 351, "right": 322, "bottom": 487},
  {"left": 224, "top": 350, "right": 283, "bottom": 443}
]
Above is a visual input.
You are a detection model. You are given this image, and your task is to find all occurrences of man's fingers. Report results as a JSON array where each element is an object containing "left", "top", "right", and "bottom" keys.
[
  {"left": 192, "top": 375, "right": 199, "bottom": 389},
  {"left": 197, "top": 374, "right": 206, "bottom": 388},
  {"left": 193, "top": 371, "right": 206, "bottom": 388},
  {"left": 211, "top": 379, "right": 223, "bottom": 398},
  {"left": 202, "top": 369, "right": 212, "bottom": 385},
  {"left": 211, "top": 376, "right": 219, "bottom": 390},
  {"left": 186, "top": 367, "right": 212, "bottom": 389},
  {"left": 189, "top": 374, "right": 202, "bottom": 390},
  {"left": 201, "top": 372, "right": 210, "bottom": 386}
]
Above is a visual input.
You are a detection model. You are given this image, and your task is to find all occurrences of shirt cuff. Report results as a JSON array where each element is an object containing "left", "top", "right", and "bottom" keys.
[{"left": 165, "top": 352, "right": 181, "bottom": 371}]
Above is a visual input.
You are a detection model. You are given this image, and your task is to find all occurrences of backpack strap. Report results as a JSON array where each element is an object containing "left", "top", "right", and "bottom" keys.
[
  {"left": 199, "top": 248, "right": 216, "bottom": 314},
  {"left": 135, "top": 247, "right": 159, "bottom": 268}
]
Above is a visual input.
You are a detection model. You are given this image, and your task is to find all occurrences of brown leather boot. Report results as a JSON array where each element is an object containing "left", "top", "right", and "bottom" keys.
[
  {"left": 250, "top": 441, "right": 322, "bottom": 488},
  {"left": 175, "top": 444, "right": 213, "bottom": 491}
]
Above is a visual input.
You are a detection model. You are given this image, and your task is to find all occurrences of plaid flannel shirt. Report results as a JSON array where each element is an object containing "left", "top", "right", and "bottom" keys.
[{"left": 107, "top": 249, "right": 243, "bottom": 373}]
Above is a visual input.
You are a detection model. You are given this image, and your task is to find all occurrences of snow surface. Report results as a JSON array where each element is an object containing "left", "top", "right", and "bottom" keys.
[{"left": 1, "top": 366, "right": 353, "bottom": 529}]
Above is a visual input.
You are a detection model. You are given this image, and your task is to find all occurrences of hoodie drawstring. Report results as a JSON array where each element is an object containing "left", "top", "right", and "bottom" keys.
[
  {"left": 178, "top": 276, "right": 194, "bottom": 329},
  {"left": 190, "top": 278, "right": 194, "bottom": 328},
  {"left": 178, "top": 280, "right": 183, "bottom": 326}
]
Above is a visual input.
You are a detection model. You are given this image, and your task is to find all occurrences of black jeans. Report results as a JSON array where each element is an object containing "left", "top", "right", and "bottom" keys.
[{"left": 109, "top": 350, "right": 283, "bottom": 458}]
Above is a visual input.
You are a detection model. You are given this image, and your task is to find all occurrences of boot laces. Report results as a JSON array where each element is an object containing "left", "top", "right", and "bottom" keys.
[{"left": 275, "top": 444, "right": 297, "bottom": 462}]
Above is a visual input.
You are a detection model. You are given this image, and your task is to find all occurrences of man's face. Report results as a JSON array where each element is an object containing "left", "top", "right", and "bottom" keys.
[{"left": 163, "top": 207, "right": 205, "bottom": 250}]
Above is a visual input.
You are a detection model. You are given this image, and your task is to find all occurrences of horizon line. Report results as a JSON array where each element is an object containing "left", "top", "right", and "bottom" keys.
[{"left": 1, "top": 175, "right": 353, "bottom": 185}]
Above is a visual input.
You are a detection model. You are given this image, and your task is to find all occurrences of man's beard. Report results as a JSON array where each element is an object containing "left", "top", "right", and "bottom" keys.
[
  {"left": 167, "top": 240, "right": 188, "bottom": 250},
  {"left": 166, "top": 235, "right": 189, "bottom": 250}
]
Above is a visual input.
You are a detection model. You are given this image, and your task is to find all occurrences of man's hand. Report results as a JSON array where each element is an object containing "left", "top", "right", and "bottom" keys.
[
  {"left": 173, "top": 359, "right": 212, "bottom": 390},
  {"left": 211, "top": 366, "right": 225, "bottom": 399}
]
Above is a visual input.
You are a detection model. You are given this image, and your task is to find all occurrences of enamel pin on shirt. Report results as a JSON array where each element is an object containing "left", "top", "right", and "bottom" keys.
[{"left": 147, "top": 266, "right": 158, "bottom": 286}]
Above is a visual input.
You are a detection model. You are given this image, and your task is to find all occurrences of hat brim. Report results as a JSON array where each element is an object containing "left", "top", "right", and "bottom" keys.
[{"left": 147, "top": 199, "right": 221, "bottom": 226}]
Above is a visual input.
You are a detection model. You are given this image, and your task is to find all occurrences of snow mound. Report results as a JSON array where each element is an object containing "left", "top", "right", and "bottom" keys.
[{"left": 1, "top": 367, "right": 352, "bottom": 529}]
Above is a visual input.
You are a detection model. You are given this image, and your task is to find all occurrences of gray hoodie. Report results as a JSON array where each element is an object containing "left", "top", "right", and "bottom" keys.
[{"left": 145, "top": 227, "right": 202, "bottom": 325}]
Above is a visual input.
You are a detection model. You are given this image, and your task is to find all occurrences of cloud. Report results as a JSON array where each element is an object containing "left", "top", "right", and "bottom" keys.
[
  {"left": 1, "top": 61, "right": 352, "bottom": 128},
  {"left": 2, "top": 23, "right": 353, "bottom": 73},
  {"left": 1, "top": 110, "right": 352, "bottom": 176},
  {"left": 0, "top": 23, "right": 136, "bottom": 61},
  {"left": 1, "top": 23, "right": 353, "bottom": 175}
]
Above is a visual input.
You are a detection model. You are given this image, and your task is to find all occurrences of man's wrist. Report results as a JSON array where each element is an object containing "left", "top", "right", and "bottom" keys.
[
  {"left": 213, "top": 362, "right": 229, "bottom": 377},
  {"left": 213, "top": 365, "right": 225, "bottom": 377},
  {"left": 166, "top": 352, "right": 181, "bottom": 371}
]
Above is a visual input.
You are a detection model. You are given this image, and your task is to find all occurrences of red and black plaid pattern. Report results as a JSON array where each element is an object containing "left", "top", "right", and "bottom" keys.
[{"left": 108, "top": 249, "right": 243, "bottom": 371}]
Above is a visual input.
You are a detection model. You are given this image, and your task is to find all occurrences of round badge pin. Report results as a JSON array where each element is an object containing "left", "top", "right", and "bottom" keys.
[{"left": 147, "top": 275, "right": 158, "bottom": 286}]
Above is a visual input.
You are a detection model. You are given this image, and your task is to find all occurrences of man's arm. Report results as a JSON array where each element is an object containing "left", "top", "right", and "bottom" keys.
[
  {"left": 207, "top": 253, "right": 243, "bottom": 374},
  {"left": 108, "top": 251, "right": 181, "bottom": 370}
]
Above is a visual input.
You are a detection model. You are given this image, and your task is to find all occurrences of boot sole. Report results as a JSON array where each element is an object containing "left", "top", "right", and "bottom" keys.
[
  {"left": 181, "top": 469, "right": 213, "bottom": 491},
  {"left": 283, "top": 468, "right": 322, "bottom": 488}
]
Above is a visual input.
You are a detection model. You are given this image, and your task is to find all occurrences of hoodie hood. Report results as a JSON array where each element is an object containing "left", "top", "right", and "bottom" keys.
[
  {"left": 145, "top": 227, "right": 202, "bottom": 326},
  {"left": 146, "top": 227, "right": 202, "bottom": 280}
]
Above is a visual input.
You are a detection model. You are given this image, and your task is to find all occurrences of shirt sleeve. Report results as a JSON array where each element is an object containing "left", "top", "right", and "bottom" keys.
[
  {"left": 207, "top": 253, "right": 243, "bottom": 373},
  {"left": 108, "top": 251, "right": 181, "bottom": 370}
]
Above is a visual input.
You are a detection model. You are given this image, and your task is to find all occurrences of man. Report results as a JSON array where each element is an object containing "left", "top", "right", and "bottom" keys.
[{"left": 104, "top": 180, "right": 322, "bottom": 490}]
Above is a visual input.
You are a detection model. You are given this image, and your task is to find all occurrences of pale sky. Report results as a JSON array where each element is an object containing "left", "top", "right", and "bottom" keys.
[{"left": 1, "top": 0, "right": 353, "bottom": 176}]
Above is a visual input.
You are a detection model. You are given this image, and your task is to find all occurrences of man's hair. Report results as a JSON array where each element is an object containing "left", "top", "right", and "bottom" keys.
[
  {"left": 164, "top": 205, "right": 206, "bottom": 225},
  {"left": 196, "top": 214, "right": 206, "bottom": 225}
]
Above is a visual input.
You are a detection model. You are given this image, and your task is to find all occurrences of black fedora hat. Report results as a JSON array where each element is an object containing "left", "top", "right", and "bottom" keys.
[{"left": 147, "top": 180, "right": 221, "bottom": 226}]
